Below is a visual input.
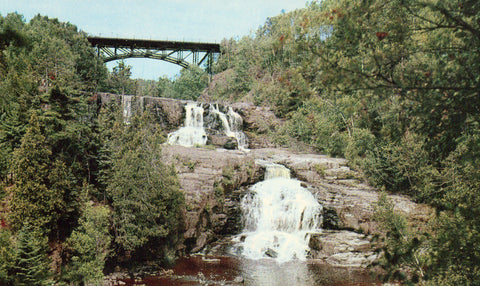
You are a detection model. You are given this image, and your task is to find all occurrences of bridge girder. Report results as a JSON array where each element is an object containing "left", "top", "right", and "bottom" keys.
[{"left": 87, "top": 37, "right": 220, "bottom": 73}]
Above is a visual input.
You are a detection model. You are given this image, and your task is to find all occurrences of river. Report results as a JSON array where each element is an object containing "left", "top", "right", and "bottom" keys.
[{"left": 120, "top": 255, "right": 379, "bottom": 286}]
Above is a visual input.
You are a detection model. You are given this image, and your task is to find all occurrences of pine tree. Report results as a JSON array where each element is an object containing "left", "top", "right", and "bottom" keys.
[
  {"left": 12, "top": 224, "right": 51, "bottom": 286},
  {"left": 8, "top": 112, "right": 65, "bottom": 237},
  {"left": 0, "top": 229, "right": 15, "bottom": 285},
  {"left": 106, "top": 113, "right": 184, "bottom": 253},
  {"left": 65, "top": 194, "right": 111, "bottom": 285}
]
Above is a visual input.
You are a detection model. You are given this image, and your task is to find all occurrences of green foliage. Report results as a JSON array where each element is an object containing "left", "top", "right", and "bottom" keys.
[
  {"left": 8, "top": 113, "right": 67, "bottom": 237},
  {"left": 427, "top": 211, "right": 480, "bottom": 285},
  {"left": 435, "top": 131, "right": 480, "bottom": 213},
  {"left": 0, "top": 13, "right": 110, "bottom": 280},
  {"left": 0, "top": 229, "right": 15, "bottom": 285},
  {"left": 356, "top": 133, "right": 432, "bottom": 195},
  {"left": 418, "top": 131, "right": 480, "bottom": 284},
  {"left": 12, "top": 224, "right": 52, "bottom": 286},
  {"left": 285, "top": 98, "right": 350, "bottom": 156},
  {"left": 372, "top": 194, "right": 428, "bottom": 284},
  {"left": 105, "top": 112, "right": 184, "bottom": 253},
  {"left": 65, "top": 200, "right": 111, "bottom": 285},
  {"left": 157, "top": 66, "right": 209, "bottom": 100},
  {"left": 103, "top": 61, "right": 136, "bottom": 95},
  {"left": 41, "top": 86, "right": 101, "bottom": 188}
]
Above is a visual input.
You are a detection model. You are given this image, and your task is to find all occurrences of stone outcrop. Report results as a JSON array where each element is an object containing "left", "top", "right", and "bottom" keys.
[
  {"left": 231, "top": 102, "right": 283, "bottom": 149},
  {"left": 161, "top": 145, "right": 431, "bottom": 267},
  {"left": 308, "top": 231, "right": 377, "bottom": 267},
  {"left": 99, "top": 93, "right": 431, "bottom": 268},
  {"left": 252, "top": 148, "right": 432, "bottom": 234},
  {"left": 161, "top": 145, "right": 259, "bottom": 254}
]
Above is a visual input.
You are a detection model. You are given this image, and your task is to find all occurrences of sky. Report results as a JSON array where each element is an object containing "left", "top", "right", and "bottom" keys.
[{"left": 1, "top": 0, "right": 309, "bottom": 79}]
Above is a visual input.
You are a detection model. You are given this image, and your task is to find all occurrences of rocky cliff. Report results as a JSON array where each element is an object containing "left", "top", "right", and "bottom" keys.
[{"left": 99, "top": 93, "right": 431, "bottom": 267}]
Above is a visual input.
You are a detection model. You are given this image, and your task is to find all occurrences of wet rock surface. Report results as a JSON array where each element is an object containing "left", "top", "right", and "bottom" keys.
[
  {"left": 159, "top": 145, "right": 431, "bottom": 268},
  {"left": 308, "top": 231, "right": 377, "bottom": 267}
]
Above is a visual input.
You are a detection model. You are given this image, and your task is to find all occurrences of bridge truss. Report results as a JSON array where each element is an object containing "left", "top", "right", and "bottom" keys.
[{"left": 87, "top": 36, "right": 221, "bottom": 73}]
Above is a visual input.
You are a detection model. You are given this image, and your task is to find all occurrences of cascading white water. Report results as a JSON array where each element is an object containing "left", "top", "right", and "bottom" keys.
[
  {"left": 227, "top": 107, "right": 248, "bottom": 151},
  {"left": 239, "top": 164, "right": 322, "bottom": 262},
  {"left": 209, "top": 104, "right": 248, "bottom": 150},
  {"left": 167, "top": 102, "right": 208, "bottom": 147},
  {"left": 264, "top": 163, "right": 291, "bottom": 180},
  {"left": 122, "top": 95, "right": 133, "bottom": 124}
]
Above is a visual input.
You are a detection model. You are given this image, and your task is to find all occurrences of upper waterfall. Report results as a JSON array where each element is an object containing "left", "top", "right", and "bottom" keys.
[
  {"left": 166, "top": 101, "right": 249, "bottom": 150},
  {"left": 208, "top": 104, "right": 249, "bottom": 151},
  {"left": 167, "top": 102, "right": 208, "bottom": 147}
]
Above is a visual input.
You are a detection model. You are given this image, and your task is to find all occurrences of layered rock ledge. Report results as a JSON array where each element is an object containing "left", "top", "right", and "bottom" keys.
[{"left": 161, "top": 145, "right": 432, "bottom": 267}]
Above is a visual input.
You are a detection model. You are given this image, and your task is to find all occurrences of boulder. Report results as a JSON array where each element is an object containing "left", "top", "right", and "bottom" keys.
[
  {"left": 265, "top": 248, "right": 278, "bottom": 258},
  {"left": 223, "top": 137, "right": 238, "bottom": 150},
  {"left": 308, "top": 234, "right": 323, "bottom": 251},
  {"left": 322, "top": 206, "right": 340, "bottom": 230}
]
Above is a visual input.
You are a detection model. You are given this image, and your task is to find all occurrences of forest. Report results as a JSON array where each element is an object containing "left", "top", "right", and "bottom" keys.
[{"left": 0, "top": 0, "right": 479, "bottom": 285}]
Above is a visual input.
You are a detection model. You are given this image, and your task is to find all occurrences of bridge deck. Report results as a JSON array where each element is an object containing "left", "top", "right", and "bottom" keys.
[{"left": 87, "top": 36, "right": 220, "bottom": 53}]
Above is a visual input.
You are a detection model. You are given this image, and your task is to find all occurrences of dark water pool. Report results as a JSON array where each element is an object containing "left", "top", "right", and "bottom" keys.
[{"left": 121, "top": 255, "right": 380, "bottom": 286}]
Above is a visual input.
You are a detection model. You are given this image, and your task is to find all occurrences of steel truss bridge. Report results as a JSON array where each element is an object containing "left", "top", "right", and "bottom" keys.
[{"left": 87, "top": 36, "right": 221, "bottom": 73}]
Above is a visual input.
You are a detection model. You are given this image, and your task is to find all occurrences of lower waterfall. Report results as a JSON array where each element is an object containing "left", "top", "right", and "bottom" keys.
[{"left": 238, "top": 164, "right": 323, "bottom": 262}]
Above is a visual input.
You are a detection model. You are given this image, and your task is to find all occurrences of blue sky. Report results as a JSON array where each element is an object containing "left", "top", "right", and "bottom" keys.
[{"left": 1, "top": 0, "right": 309, "bottom": 79}]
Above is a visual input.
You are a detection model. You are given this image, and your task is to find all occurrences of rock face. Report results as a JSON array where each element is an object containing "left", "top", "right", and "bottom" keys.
[
  {"left": 230, "top": 102, "right": 283, "bottom": 149},
  {"left": 99, "top": 93, "right": 260, "bottom": 149},
  {"left": 99, "top": 93, "right": 186, "bottom": 132},
  {"left": 99, "top": 94, "right": 431, "bottom": 268},
  {"left": 161, "top": 145, "right": 259, "bottom": 254},
  {"left": 161, "top": 145, "right": 431, "bottom": 267},
  {"left": 308, "top": 231, "right": 377, "bottom": 267}
]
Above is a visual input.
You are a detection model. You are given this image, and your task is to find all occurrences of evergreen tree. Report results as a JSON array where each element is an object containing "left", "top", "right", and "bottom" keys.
[
  {"left": 0, "top": 229, "right": 15, "bottom": 285},
  {"left": 8, "top": 112, "right": 65, "bottom": 238},
  {"left": 12, "top": 224, "right": 51, "bottom": 286},
  {"left": 65, "top": 194, "right": 111, "bottom": 285},
  {"left": 106, "top": 113, "right": 184, "bottom": 255},
  {"left": 104, "top": 61, "right": 136, "bottom": 95}
]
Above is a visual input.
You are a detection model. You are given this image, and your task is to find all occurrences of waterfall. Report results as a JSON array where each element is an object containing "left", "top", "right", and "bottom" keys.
[
  {"left": 264, "top": 163, "right": 291, "bottom": 180},
  {"left": 239, "top": 164, "right": 322, "bottom": 262},
  {"left": 122, "top": 95, "right": 133, "bottom": 124},
  {"left": 167, "top": 102, "right": 208, "bottom": 147},
  {"left": 227, "top": 107, "right": 248, "bottom": 151},
  {"left": 166, "top": 102, "right": 249, "bottom": 150},
  {"left": 209, "top": 104, "right": 249, "bottom": 151}
]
